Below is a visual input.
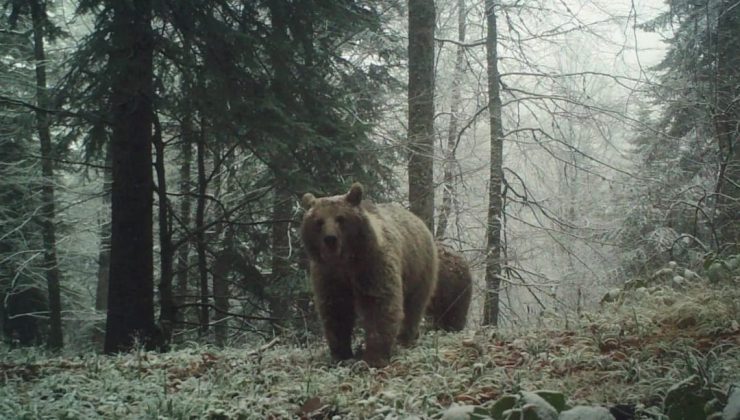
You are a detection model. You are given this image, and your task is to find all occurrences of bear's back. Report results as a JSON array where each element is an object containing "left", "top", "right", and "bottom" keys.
[{"left": 366, "top": 202, "right": 437, "bottom": 288}]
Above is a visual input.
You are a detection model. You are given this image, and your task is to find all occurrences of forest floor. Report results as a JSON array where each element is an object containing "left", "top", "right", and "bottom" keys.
[{"left": 1, "top": 278, "right": 739, "bottom": 419}]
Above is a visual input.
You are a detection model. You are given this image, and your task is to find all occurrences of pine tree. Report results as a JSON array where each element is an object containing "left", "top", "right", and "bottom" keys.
[
  {"left": 642, "top": 0, "right": 740, "bottom": 254},
  {"left": 103, "top": 0, "right": 159, "bottom": 353}
]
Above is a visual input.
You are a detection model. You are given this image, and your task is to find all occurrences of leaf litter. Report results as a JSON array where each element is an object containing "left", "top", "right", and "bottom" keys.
[{"left": 0, "top": 280, "right": 738, "bottom": 419}]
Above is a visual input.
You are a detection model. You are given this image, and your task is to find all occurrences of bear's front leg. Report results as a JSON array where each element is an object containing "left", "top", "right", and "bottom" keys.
[
  {"left": 357, "top": 293, "right": 403, "bottom": 367},
  {"left": 324, "top": 317, "right": 353, "bottom": 361},
  {"left": 315, "top": 284, "right": 355, "bottom": 361}
]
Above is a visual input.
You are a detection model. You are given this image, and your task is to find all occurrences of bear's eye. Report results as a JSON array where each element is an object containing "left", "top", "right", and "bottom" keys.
[
  {"left": 315, "top": 219, "right": 324, "bottom": 229},
  {"left": 335, "top": 216, "right": 345, "bottom": 225}
]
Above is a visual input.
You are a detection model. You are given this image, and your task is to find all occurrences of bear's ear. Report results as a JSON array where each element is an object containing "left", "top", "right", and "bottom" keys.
[
  {"left": 301, "top": 193, "right": 316, "bottom": 210},
  {"left": 346, "top": 182, "right": 363, "bottom": 206}
]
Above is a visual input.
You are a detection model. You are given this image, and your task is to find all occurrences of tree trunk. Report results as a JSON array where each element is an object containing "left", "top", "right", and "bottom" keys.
[
  {"left": 213, "top": 228, "right": 233, "bottom": 347},
  {"left": 175, "top": 31, "right": 195, "bottom": 331},
  {"left": 436, "top": 0, "right": 466, "bottom": 240},
  {"left": 407, "top": 0, "right": 436, "bottom": 232},
  {"left": 154, "top": 115, "right": 174, "bottom": 346},
  {"left": 93, "top": 141, "right": 112, "bottom": 349},
  {"left": 175, "top": 125, "right": 193, "bottom": 330},
  {"left": 104, "top": 0, "right": 159, "bottom": 353},
  {"left": 208, "top": 145, "right": 229, "bottom": 346},
  {"left": 482, "top": 0, "right": 505, "bottom": 327},
  {"left": 270, "top": 187, "right": 292, "bottom": 328},
  {"left": 267, "top": 0, "right": 295, "bottom": 330},
  {"left": 96, "top": 142, "right": 112, "bottom": 312},
  {"left": 195, "top": 123, "right": 209, "bottom": 337},
  {"left": 30, "top": 0, "right": 63, "bottom": 350}
]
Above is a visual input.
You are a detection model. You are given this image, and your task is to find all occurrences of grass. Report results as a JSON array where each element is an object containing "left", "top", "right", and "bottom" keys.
[{"left": 1, "top": 281, "right": 738, "bottom": 419}]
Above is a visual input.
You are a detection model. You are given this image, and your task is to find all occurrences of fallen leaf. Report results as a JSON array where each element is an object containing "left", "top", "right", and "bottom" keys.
[{"left": 298, "top": 396, "right": 323, "bottom": 416}]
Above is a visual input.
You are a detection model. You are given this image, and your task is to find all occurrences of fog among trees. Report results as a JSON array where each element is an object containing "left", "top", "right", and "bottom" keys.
[{"left": 1, "top": 0, "right": 739, "bottom": 417}]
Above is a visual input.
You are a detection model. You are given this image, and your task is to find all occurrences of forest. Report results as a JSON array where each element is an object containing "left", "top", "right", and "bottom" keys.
[{"left": 0, "top": 0, "right": 738, "bottom": 418}]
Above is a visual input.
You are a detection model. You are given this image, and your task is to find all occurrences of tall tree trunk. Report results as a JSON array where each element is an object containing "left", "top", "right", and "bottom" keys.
[
  {"left": 209, "top": 146, "right": 229, "bottom": 346},
  {"left": 153, "top": 115, "right": 174, "bottom": 346},
  {"left": 436, "top": 0, "right": 466, "bottom": 240},
  {"left": 175, "top": 125, "right": 193, "bottom": 330},
  {"left": 195, "top": 123, "right": 209, "bottom": 336},
  {"left": 407, "top": 0, "right": 436, "bottom": 232},
  {"left": 175, "top": 29, "right": 195, "bottom": 332},
  {"left": 104, "top": 0, "right": 158, "bottom": 353},
  {"left": 267, "top": 0, "right": 294, "bottom": 330},
  {"left": 482, "top": 0, "right": 505, "bottom": 327},
  {"left": 93, "top": 141, "right": 112, "bottom": 349},
  {"left": 30, "top": 0, "right": 63, "bottom": 350},
  {"left": 96, "top": 142, "right": 112, "bottom": 312}
]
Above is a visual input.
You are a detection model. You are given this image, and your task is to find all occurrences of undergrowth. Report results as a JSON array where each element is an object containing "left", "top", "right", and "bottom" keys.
[{"left": 1, "top": 281, "right": 738, "bottom": 419}]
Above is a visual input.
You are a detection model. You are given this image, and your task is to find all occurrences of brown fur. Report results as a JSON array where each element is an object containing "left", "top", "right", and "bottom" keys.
[
  {"left": 427, "top": 244, "right": 472, "bottom": 331},
  {"left": 300, "top": 183, "right": 438, "bottom": 367}
]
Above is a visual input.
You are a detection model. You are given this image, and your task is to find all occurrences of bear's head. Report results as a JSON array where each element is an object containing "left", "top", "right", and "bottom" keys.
[{"left": 300, "top": 183, "right": 367, "bottom": 263}]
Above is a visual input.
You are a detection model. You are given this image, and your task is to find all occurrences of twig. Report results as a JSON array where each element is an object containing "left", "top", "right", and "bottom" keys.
[{"left": 246, "top": 337, "right": 280, "bottom": 357}]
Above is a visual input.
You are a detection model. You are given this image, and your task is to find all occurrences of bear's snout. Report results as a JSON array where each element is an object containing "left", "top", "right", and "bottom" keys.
[
  {"left": 323, "top": 235, "right": 338, "bottom": 249},
  {"left": 319, "top": 232, "right": 342, "bottom": 261}
]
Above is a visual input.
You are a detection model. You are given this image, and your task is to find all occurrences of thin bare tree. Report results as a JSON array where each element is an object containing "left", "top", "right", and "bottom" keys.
[
  {"left": 482, "top": 0, "right": 505, "bottom": 327},
  {"left": 436, "top": 0, "right": 467, "bottom": 240}
]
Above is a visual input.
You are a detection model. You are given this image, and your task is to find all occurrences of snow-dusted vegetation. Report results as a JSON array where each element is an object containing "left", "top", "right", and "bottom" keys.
[{"left": 3, "top": 275, "right": 738, "bottom": 419}]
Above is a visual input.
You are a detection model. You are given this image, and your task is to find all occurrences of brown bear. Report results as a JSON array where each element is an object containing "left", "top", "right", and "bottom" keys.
[
  {"left": 300, "top": 183, "right": 438, "bottom": 367},
  {"left": 426, "top": 244, "right": 472, "bottom": 331}
]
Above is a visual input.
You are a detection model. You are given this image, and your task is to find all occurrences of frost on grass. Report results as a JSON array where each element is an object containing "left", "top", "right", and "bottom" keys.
[{"left": 1, "top": 281, "right": 738, "bottom": 419}]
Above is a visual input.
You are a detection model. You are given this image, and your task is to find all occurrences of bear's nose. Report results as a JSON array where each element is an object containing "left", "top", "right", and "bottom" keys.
[{"left": 323, "top": 235, "right": 338, "bottom": 248}]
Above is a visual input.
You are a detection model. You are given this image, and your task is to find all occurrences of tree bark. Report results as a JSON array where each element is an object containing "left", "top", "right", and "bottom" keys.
[
  {"left": 213, "top": 228, "right": 233, "bottom": 347},
  {"left": 195, "top": 123, "right": 209, "bottom": 336},
  {"left": 407, "top": 0, "right": 436, "bottom": 232},
  {"left": 270, "top": 187, "right": 292, "bottom": 327},
  {"left": 95, "top": 142, "right": 112, "bottom": 312},
  {"left": 175, "top": 124, "right": 193, "bottom": 329},
  {"left": 436, "top": 0, "right": 466, "bottom": 240},
  {"left": 208, "top": 145, "right": 229, "bottom": 346},
  {"left": 154, "top": 115, "right": 174, "bottom": 346},
  {"left": 30, "top": 0, "right": 63, "bottom": 350},
  {"left": 267, "top": 0, "right": 295, "bottom": 330},
  {"left": 175, "top": 29, "right": 195, "bottom": 331},
  {"left": 104, "top": 0, "right": 158, "bottom": 353},
  {"left": 482, "top": 0, "right": 504, "bottom": 327},
  {"left": 93, "top": 141, "right": 112, "bottom": 349}
]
